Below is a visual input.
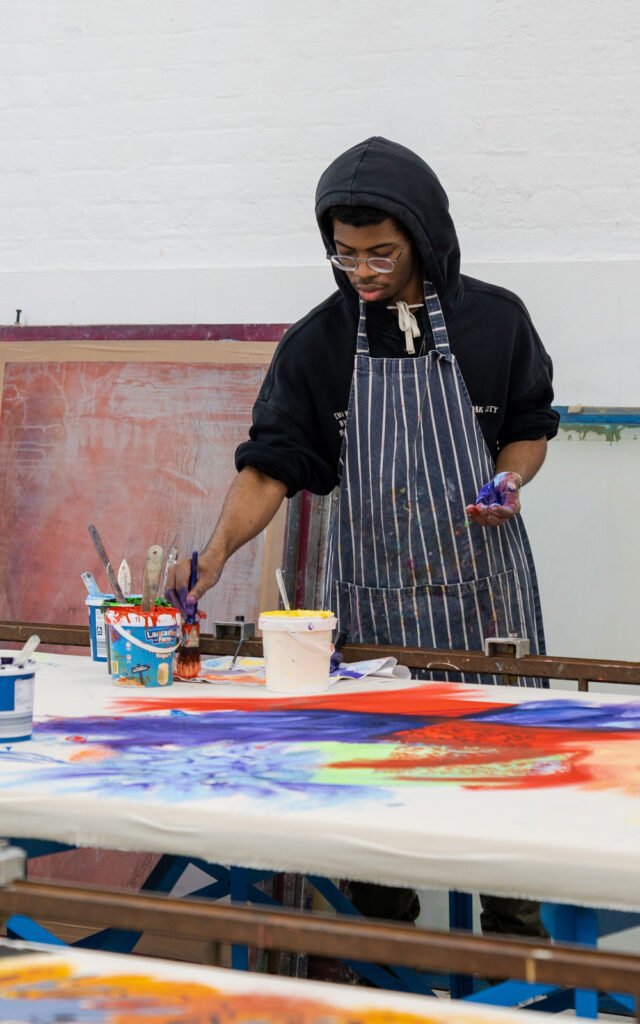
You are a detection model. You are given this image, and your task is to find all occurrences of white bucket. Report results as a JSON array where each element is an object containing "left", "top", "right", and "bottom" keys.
[
  {"left": 0, "top": 652, "right": 36, "bottom": 742},
  {"left": 258, "top": 612, "right": 337, "bottom": 694}
]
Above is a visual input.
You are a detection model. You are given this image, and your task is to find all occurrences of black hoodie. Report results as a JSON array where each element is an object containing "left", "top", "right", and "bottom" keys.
[{"left": 236, "top": 137, "right": 559, "bottom": 497}]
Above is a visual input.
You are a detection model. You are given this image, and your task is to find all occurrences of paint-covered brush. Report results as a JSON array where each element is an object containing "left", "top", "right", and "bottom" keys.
[
  {"left": 81, "top": 572, "right": 101, "bottom": 597},
  {"left": 175, "top": 550, "right": 200, "bottom": 679}
]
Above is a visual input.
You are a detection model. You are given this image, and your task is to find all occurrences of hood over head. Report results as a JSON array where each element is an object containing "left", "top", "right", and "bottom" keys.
[{"left": 315, "top": 137, "right": 462, "bottom": 316}]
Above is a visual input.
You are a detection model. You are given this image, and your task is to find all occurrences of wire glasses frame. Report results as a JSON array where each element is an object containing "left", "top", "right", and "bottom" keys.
[{"left": 326, "top": 242, "right": 408, "bottom": 274}]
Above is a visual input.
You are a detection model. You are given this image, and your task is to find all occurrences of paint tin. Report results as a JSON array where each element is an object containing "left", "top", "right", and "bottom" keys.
[
  {"left": 0, "top": 653, "right": 36, "bottom": 742},
  {"left": 105, "top": 605, "right": 181, "bottom": 687},
  {"left": 86, "top": 592, "right": 114, "bottom": 662},
  {"left": 258, "top": 611, "right": 337, "bottom": 694}
]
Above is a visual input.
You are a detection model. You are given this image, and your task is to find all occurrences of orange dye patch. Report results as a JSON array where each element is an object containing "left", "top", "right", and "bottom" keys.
[{"left": 0, "top": 957, "right": 462, "bottom": 1024}]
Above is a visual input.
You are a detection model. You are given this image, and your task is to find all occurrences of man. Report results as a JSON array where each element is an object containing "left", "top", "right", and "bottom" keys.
[{"left": 168, "top": 137, "right": 559, "bottom": 937}]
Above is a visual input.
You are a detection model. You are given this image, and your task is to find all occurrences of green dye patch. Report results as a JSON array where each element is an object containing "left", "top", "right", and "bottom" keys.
[{"left": 307, "top": 741, "right": 567, "bottom": 787}]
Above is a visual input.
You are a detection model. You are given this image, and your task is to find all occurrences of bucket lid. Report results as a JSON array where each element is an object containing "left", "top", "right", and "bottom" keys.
[
  {"left": 0, "top": 652, "right": 37, "bottom": 676},
  {"left": 259, "top": 611, "right": 337, "bottom": 632}
]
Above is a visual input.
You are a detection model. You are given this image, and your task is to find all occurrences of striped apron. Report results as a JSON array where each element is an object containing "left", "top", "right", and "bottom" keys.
[{"left": 324, "top": 282, "right": 546, "bottom": 686}]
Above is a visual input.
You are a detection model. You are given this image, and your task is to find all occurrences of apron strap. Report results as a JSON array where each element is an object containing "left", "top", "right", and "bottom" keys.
[
  {"left": 356, "top": 297, "right": 369, "bottom": 355},
  {"left": 424, "top": 281, "right": 452, "bottom": 357}
]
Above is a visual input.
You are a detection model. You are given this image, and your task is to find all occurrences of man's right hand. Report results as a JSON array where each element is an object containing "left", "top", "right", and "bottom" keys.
[{"left": 165, "top": 551, "right": 223, "bottom": 617}]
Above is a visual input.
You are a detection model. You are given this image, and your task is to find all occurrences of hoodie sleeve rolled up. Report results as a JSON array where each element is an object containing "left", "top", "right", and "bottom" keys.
[
  {"left": 235, "top": 397, "right": 338, "bottom": 498},
  {"left": 234, "top": 314, "right": 348, "bottom": 498}
]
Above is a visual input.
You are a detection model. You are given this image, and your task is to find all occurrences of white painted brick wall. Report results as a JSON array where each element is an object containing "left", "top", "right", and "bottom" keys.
[
  {"left": 1, "top": 0, "right": 637, "bottom": 273},
  {"left": 0, "top": 0, "right": 638, "bottom": 411}
]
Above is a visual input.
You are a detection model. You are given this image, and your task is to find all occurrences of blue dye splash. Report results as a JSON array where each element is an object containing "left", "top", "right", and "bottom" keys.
[
  {"left": 471, "top": 700, "right": 640, "bottom": 731},
  {"left": 1, "top": 708, "right": 423, "bottom": 809}
]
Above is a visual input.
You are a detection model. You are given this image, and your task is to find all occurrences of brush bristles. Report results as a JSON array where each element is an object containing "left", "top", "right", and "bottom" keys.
[
  {"left": 175, "top": 645, "right": 201, "bottom": 679},
  {"left": 175, "top": 621, "right": 200, "bottom": 679}
]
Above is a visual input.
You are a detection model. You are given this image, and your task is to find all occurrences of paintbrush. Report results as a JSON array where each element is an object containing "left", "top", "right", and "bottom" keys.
[
  {"left": 141, "top": 545, "right": 164, "bottom": 613},
  {"left": 229, "top": 615, "right": 246, "bottom": 671},
  {"left": 175, "top": 550, "right": 200, "bottom": 679},
  {"left": 88, "top": 525, "right": 126, "bottom": 604}
]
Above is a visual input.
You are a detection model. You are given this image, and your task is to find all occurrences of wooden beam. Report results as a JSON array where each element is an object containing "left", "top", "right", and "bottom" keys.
[
  {"left": 2, "top": 622, "right": 640, "bottom": 686},
  {"left": 1, "top": 878, "right": 639, "bottom": 1000}
]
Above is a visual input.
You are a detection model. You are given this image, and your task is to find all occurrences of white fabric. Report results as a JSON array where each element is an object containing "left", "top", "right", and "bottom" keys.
[
  {"left": 2, "top": 653, "right": 640, "bottom": 911},
  {"left": 0, "top": 938, "right": 571, "bottom": 1023}
]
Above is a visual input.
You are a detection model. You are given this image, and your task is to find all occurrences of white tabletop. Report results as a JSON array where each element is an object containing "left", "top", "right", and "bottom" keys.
[{"left": 2, "top": 652, "right": 640, "bottom": 910}]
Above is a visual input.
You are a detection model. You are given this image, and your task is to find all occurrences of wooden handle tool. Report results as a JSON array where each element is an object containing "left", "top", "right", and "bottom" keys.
[
  {"left": 14, "top": 634, "right": 41, "bottom": 668},
  {"left": 141, "top": 545, "right": 164, "bottom": 612}
]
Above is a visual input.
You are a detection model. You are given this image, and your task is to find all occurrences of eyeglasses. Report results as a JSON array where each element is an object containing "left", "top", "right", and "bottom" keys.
[{"left": 326, "top": 243, "right": 407, "bottom": 274}]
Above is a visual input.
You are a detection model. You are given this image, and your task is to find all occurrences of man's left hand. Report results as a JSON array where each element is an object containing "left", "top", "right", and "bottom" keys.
[{"left": 466, "top": 471, "right": 522, "bottom": 528}]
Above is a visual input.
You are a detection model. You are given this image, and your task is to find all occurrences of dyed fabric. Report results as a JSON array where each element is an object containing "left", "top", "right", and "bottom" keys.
[
  {"left": 0, "top": 940, "right": 567, "bottom": 1024},
  {"left": 2, "top": 654, "right": 640, "bottom": 909}
]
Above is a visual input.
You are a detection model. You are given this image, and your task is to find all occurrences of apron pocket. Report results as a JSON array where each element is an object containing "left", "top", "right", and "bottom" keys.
[{"left": 331, "top": 568, "right": 524, "bottom": 650}]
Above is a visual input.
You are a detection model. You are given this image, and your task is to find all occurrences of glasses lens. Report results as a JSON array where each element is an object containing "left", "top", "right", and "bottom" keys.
[
  {"left": 330, "top": 254, "right": 358, "bottom": 270},
  {"left": 367, "top": 258, "right": 395, "bottom": 273}
]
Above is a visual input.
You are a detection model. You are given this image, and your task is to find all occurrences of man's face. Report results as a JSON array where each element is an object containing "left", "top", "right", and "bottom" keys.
[{"left": 331, "top": 216, "right": 423, "bottom": 306}]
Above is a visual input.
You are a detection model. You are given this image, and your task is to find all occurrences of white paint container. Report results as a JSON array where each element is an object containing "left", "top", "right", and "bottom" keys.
[
  {"left": 0, "top": 653, "right": 36, "bottom": 742},
  {"left": 258, "top": 612, "right": 337, "bottom": 694}
]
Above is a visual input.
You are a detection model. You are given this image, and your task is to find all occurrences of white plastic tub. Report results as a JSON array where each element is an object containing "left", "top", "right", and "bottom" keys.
[{"left": 258, "top": 611, "right": 337, "bottom": 694}]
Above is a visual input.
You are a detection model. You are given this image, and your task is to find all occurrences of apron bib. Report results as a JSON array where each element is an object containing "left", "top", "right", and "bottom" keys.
[{"left": 324, "top": 282, "right": 546, "bottom": 686}]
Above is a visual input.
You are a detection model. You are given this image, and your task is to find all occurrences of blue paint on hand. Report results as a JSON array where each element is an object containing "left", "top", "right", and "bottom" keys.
[{"left": 475, "top": 478, "right": 503, "bottom": 506}]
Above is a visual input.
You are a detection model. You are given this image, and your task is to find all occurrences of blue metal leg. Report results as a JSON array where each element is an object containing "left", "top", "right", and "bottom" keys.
[
  {"left": 543, "top": 903, "right": 599, "bottom": 1018},
  {"left": 6, "top": 915, "right": 67, "bottom": 945},
  {"left": 449, "top": 891, "right": 474, "bottom": 999},
  {"left": 574, "top": 907, "right": 599, "bottom": 1019},
  {"left": 307, "top": 875, "right": 436, "bottom": 995},
  {"left": 230, "top": 866, "right": 249, "bottom": 971}
]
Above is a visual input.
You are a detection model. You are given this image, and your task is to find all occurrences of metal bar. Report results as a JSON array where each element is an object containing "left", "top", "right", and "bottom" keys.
[
  {"left": 230, "top": 867, "right": 249, "bottom": 971},
  {"left": 449, "top": 891, "right": 474, "bottom": 999},
  {"left": 3, "top": 622, "right": 640, "bottom": 686},
  {"left": 2, "top": 879, "right": 640, "bottom": 999}
]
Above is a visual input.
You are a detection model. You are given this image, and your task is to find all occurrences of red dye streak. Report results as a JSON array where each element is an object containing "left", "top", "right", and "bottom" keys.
[
  {"left": 115, "top": 683, "right": 504, "bottom": 718},
  {"left": 106, "top": 605, "right": 179, "bottom": 627}
]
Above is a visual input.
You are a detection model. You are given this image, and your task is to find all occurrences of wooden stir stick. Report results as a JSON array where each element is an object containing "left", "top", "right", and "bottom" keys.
[{"left": 141, "top": 545, "right": 164, "bottom": 612}]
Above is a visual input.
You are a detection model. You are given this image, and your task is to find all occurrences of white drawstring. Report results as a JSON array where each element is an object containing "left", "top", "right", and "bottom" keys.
[{"left": 387, "top": 301, "right": 422, "bottom": 354}]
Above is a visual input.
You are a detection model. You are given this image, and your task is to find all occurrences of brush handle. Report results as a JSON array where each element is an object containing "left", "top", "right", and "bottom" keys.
[
  {"left": 141, "top": 545, "right": 164, "bottom": 613},
  {"left": 14, "top": 634, "right": 41, "bottom": 668},
  {"left": 81, "top": 572, "right": 100, "bottom": 597},
  {"left": 88, "top": 525, "right": 126, "bottom": 603},
  {"left": 186, "top": 550, "right": 199, "bottom": 624}
]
